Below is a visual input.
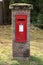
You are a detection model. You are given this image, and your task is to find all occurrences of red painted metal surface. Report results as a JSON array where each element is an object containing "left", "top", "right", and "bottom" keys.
[{"left": 15, "top": 15, "right": 27, "bottom": 42}]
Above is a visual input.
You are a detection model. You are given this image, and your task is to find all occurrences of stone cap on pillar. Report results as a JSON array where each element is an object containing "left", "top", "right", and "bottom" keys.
[{"left": 9, "top": 3, "right": 33, "bottom": 10}]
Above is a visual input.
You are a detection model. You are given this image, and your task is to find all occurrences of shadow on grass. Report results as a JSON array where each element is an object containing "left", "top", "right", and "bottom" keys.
[{"left": 30, "top": 56, "right": 43, "bottom": 65}]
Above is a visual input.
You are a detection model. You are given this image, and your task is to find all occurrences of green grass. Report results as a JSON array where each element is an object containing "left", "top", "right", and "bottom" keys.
[
  {"left": 30, "top": 25, "right": 43, "bottom": 65},
  {"left": 0, "top": 25, "right": 43, "bottom": 65}
]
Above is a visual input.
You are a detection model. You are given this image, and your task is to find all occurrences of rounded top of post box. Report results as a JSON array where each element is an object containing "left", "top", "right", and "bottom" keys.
[{"left": 9, "top": 3, "right": 33, "bottom": 10}]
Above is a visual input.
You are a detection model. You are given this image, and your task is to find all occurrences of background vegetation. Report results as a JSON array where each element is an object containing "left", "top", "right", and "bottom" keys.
[
  {"left": 10, "top": 0, "right": 43, "bottom": 28},
  {"left": 3, "top": 0, "right": 43, "bottom": 29}
]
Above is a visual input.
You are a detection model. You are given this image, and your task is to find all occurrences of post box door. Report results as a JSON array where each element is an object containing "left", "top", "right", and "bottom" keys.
[{"left": 15, "top": 15, "right": 27, "bottom": 42}]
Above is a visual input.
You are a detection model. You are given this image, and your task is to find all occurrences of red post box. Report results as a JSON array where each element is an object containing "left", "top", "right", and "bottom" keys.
[{"left": 15, "top": 15, "right": 27, "bottom": 42}]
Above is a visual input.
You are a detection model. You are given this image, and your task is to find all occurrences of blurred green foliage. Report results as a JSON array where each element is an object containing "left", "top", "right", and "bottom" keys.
[{"left": 10, "top": 0, "right": 43, "bottom": 28}]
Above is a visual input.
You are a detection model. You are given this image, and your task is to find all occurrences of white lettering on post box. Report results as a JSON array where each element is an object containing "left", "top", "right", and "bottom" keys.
[{"left": 19, "top": 24, "right": 24, "bottom": 32}]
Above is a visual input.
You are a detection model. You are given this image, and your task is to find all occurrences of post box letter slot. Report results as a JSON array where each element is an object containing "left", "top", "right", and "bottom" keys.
[{"left": 17, "top": 19, "right": 25, "bottom": 21}]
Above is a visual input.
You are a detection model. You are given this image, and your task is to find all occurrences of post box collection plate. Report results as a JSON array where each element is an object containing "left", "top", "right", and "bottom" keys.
[{"left": 15, "top": 15, "right": 27, "bottom": 42}]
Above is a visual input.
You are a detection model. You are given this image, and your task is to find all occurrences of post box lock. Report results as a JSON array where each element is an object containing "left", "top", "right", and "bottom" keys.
[{"left": 15, "top": 15, "right": 27, "bottom": 42}]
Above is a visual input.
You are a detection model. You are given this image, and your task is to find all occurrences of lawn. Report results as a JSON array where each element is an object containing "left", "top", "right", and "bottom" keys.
[
  {"left": 0, "top": 25, "right": 43, "bottom": 65},
  {"left": 30, "top": 25, "right": 43, "bottom": 65}
]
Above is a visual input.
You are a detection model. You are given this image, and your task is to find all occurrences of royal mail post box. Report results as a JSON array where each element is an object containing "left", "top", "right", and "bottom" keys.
[
  {"left": 9, "top": 3, "right": 32, "bottom": 60},
  {"left": 15, "top": 15, "right": 27, "bottom": 42}
]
